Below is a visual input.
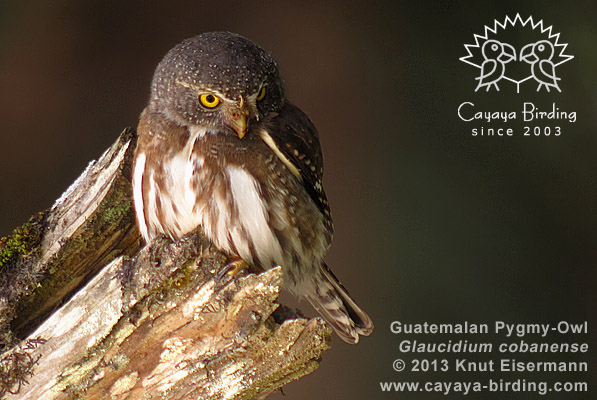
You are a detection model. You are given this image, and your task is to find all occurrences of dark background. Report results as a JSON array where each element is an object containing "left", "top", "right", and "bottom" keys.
[{"left": 0, "top": 1, "right": 595, "bottom": 399}]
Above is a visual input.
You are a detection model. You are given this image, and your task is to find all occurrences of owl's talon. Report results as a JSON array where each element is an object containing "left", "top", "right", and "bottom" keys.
[{"left": 217, "top": 259, "right": 248, "bottom": 282}]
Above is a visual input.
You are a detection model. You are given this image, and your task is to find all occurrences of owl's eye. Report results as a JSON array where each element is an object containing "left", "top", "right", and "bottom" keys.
[
  {"left": 199, "top": 93, "right": 221, "bottom": 108},
  {"left": 256, "top": 86, "right": 267, "bottom": 101}
]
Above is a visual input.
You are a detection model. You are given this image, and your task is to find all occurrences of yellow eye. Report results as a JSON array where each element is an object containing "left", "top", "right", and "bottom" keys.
[
  {"left": 199, "top": 93, "right": 221, "bottom": 108},
  {"left": 256, "top": 86, "right": 267, "bottom": 101}
]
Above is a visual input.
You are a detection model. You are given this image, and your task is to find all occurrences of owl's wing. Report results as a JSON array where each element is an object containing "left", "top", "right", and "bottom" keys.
[{"left": 265, "top": 102, "right": 333, "bottom": 233}]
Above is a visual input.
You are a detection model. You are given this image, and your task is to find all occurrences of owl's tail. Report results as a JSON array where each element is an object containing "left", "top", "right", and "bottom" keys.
[{"left": 305, "top": 263, "right": 374, "bottom": 344}]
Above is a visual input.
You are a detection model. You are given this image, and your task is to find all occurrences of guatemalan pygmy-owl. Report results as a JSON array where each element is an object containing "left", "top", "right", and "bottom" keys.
[{"left": 132, "top": 32, "right": 373, "bottom": 344}]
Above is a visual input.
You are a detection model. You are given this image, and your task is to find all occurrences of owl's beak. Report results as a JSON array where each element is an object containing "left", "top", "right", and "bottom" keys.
[{"left": 229, "top": 109, "right": 249, "bottom": 139}]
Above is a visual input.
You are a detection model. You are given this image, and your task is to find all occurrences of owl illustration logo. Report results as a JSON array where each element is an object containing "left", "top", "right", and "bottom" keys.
[{"left": 461, "top": 14, "right": 574, "bottom": 93}]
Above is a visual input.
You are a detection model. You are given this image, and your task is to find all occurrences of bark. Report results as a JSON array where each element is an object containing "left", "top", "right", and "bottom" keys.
[{"left": 0, "top": 129, "right": 331, "bottom": 399}]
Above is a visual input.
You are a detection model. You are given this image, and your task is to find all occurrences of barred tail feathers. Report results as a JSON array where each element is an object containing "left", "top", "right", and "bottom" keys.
[{"left": 305, "top": 263, "right": 374, "bottom": 344}]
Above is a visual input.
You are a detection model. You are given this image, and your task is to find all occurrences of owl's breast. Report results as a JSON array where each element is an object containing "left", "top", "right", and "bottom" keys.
[{"left": 135, "top": 124, "right": 329, "bottom": 282}]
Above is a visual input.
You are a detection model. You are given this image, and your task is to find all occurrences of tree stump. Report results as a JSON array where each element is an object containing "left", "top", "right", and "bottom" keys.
[{"left": 0, "top": 129, "right": 331, "bottom": 399}]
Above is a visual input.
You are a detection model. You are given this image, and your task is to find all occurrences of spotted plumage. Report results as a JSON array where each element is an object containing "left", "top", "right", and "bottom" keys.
[{"left": 133, "top": 32, "right": 373, "bottom": 343}]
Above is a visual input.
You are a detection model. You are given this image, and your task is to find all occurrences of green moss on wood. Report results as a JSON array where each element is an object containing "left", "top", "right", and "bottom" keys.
[
  {"left": 0, "top": 212, "right": 46, "bottom": 271},
  {"left": 12, "top": 193, "right": 138, "bottom": 337}
]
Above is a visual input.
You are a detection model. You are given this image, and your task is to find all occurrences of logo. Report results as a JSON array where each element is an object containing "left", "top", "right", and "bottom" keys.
[{"left": 460, "top": 14, "right": 574, "bottom": 93}]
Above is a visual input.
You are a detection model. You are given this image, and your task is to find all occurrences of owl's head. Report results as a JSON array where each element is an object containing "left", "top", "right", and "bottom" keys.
[{"left": 149, "top": 31, "right": 285, "bottom": 138}]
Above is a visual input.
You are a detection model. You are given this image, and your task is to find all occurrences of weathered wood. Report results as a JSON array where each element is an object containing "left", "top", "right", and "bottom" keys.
[
  {"left": 0, "top": 128, "right": 141, "bottom": 341},
  {"left": 0, "top": 130, "right": 332, "bottom": 399}
]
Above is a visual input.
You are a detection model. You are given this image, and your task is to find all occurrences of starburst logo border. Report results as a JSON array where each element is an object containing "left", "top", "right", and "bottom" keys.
[{"left": 460, "top": 14, "right": 574, "bottom": 93}]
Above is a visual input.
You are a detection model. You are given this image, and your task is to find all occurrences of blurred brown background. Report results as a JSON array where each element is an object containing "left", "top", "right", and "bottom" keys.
[{"left": 0, "top": 1, "right": 595, "bottom": 399}]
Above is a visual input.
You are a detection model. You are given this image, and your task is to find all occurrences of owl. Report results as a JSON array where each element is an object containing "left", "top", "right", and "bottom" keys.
[{"left": 132, "top": 32, "right": 373, "bottom": 344}]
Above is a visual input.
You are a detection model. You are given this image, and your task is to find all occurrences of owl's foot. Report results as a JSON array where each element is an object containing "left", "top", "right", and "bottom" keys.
[{"left": 217, "top": 258, "right": 249, "bottom": 282}]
